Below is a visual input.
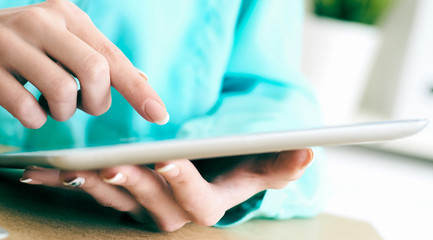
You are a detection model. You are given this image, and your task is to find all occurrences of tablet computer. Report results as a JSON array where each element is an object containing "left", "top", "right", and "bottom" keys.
[{"left": 0, "top": 119, "right": 428, "bottom": 170}]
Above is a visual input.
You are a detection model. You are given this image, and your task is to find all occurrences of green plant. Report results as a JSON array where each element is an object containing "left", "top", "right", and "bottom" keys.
[{"left": 313, "top": 0, "right": 393, "bottom": 25}]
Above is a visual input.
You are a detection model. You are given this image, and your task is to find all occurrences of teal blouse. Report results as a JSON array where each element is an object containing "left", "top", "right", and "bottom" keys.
[{"left": 0, "top": 0, "right": 329, "bottom": 227}]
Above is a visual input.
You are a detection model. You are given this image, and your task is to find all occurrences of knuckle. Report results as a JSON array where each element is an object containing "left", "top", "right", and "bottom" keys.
[
  {"left": 50, "top": 79, "right": 77, "bottom": 104},
  {"left": 80, "top": 53, "right": 110, "bottom": 85},
  {"left": 78, "top": 53, "right": 111, "bottom": 116},
  {"left": 97, "top": 43, "right": 124, "bottom": 63},
  {"left": 18, "top": 7, "right": 47, "bottom": 21},
  {"left": 78, "top": 52, "right": 111, "bottom": 116},
  {"left": 10, "top": 7, "right": 53, "bottom": 29}
]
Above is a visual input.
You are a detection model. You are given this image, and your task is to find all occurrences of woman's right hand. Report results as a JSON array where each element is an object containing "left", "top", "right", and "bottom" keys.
[{"left": 0, "top": 0, "right": 168, "bottom": 128}]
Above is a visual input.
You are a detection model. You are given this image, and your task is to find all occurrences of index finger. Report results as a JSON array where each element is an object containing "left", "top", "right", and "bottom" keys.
[
  {"left": 50, "top": 1, "right": 169, "bottom": 124},
  {"left": 110, "top": 59, "right": 169, "bottom": 125},
  {"left": 93, "top": 41, "right": 169, "bottom": 125}
]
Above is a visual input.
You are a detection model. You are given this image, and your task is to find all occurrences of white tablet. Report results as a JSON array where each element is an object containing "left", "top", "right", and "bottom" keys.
[{"left": 0, "top": 119, "right": 428, "bottom": 170}]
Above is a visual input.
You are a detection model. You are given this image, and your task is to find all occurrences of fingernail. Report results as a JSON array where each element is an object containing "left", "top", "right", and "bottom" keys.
[
  {"left": 19, "top": 178, "right": 33, "bottom": 183},
  {"left": 144, "top": 99, "right": 169, "bottom": 125},
  {"left": 63, "top": 177, "right": 85, "bottom": 187},
  {"left": 19, "top": 178, "right": 42, "bottom": 185},
  {"left": 156, "top": 163, "right": 177, "bottom": 174},
  {"left": 156, "top": 113, "right": 170, "bottom": 125},
  {"left": 137, "top": 69, "right": 148, "bottom": 82},
  {"left": 103, "top": 172, "right": 125, "bottom": 184},
  {"left": 300, "top": 149, "right": 314, "bottom": 171}
]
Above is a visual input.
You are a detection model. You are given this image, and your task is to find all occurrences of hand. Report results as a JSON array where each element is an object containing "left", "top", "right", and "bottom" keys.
[
  {"left": 0, "top": 0, "right": 168, "bottom": 128},
  {"left": 20, "top": 149, "right": 314, "bottom": 232}
]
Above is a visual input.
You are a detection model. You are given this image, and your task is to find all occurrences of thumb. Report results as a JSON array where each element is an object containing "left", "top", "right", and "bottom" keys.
[{"left": 260, "top": 149, "right": 314, "bottom": 186}]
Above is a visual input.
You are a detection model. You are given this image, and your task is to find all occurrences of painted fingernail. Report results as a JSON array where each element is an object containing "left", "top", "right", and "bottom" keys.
[
  {"left": 63, "top": 177, "right": 85, "bottom": 187},
  {"left": 300, "top": 149, "right": 314, "bottom": 171},
  {"left": 20, "top": 178, "right": 33, "bottom": 183},
  {"left": 144, "top": 99, "right": 169, "bottom": 125},
  {"left": 103, "top": 172, "right": 125, "bottom": 184},
  {"left": 20, "top": 178, "right": 42, "bottom": 185},
  {"left": 156, "top": 163, "right": 177, "bottom": 174}
]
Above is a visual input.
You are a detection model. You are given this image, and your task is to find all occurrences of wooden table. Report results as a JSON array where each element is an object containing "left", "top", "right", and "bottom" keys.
[{"left": 0, "top": 168, "right": 382, "bottom": 240}]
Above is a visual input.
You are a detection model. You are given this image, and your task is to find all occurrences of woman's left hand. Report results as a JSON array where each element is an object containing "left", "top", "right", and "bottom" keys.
[{"left": 21, "top": 149, "right": 313, "bottom": 232}]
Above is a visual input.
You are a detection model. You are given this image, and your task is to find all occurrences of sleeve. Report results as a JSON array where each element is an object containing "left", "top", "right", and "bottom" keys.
[{"left": 175, "top": 0, "right": 330, "bottom": 227}]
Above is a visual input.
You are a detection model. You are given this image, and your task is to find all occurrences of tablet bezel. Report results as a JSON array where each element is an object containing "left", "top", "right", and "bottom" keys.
[{"left": 0, "top": 119, "right": 428, "bottom": 170}]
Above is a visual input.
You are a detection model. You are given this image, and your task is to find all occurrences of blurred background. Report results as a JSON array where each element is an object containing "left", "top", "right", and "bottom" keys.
[
  {"left": 303, "top": 0, "right": 433, "bottom": 159},
  {"left": 301, "top": 1, "right": 433, "bottom": 239}
]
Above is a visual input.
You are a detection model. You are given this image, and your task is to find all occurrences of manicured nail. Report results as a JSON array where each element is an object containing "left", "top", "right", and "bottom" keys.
[
  {"left": 20, "top": 178, "right": 33, "bottom": 183},
  {"left": 103, "top": 172, "right": 125, "bottom": 184},
  {"left": 300, "top": 149, "right": 314, "bottom": 171},
  {"left": 156, "top": 113, "right": 170, "bottom": 125},
  {"left": 63, "top": 177, "right": 85, "bottom": 187},
  {"left": 137, "top": 69, "right": 148, "bottom": 82},
  {"left": 20, "top": 178, "right": 42, "bottom": 185},
  {"left": 144, "top": 99, "right": 169, "bottom": 125},
  {"left": 156, "top": 163, "right": 177, "bottom": 174}
]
